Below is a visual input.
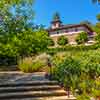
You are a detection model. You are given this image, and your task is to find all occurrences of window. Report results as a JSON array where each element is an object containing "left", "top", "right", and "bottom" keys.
[
  {"left": 57, "top": 31, "right": 59, "bottom": 34},
  {"left": 75, "top": 28, "right": 78, "bottom": 32}
]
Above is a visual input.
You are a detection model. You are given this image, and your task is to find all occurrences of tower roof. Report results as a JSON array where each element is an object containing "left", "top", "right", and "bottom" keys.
[{"left": 51, "top": 12, "right": 62, "bottom": 23}]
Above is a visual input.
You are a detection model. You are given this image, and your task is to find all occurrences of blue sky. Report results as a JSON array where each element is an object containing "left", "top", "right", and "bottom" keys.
[{"left": 34, "top": 0, "right": 100, "bottom": 27}]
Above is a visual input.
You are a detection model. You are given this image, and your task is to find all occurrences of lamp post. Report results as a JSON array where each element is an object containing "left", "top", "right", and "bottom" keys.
[
  {"left": 47, "top": 58, "right": 52, "bottom": 80},
  {"left": 64, "top": 69, "right": 70, "bottom": 98}
]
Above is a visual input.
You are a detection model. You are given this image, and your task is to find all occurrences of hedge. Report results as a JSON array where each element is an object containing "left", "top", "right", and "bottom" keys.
[{"left": 47, "top": 44, "right": 100, "bottom": 55}]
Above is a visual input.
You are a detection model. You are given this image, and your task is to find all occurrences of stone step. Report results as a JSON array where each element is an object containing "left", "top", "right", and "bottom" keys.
[
  {"left": 0, "top": 81, "right": 58, "bottom": 87},
  {"left": 0, "top": 72, "right": 76, "bottom": 100},
  {"left": 0, "top": 85, "right": 62, "bottom": 93},
  {"left": 5, "top": 96, "right": 76, "bottom": 100},
  {"left": 0, "top": 90, "right": 67, "bottom": 99}
]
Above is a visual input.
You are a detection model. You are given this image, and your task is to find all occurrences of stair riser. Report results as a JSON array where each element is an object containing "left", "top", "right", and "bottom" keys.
[
  {"left": 0, "top": 82, "right": 58, "bottom": 87},
  {"left": 0, "top": 72, "right": 74, "bottom": 100},
  {"left": 0, "top": 98, "right": 76, "bottom": 100},
  {"left": 0, "top": 87, "right": 61, "bottom": 93},
  {"left": 0, "top": 93, "right": 67, "bottom": 99}
]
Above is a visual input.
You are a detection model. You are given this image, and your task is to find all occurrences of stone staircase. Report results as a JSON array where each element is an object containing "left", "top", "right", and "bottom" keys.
[{"left": 0, "top": 72, "right": 76, "bottom": 100}]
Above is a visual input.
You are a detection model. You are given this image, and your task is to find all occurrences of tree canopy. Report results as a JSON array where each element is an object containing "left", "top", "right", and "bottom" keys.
[
  {"left": 96, "top": 14, "right": 100, "bottom": 22},
  {"left": 0, "top": 0, "right": 34, "bottom": 35},
  {"left": 92, "top": 0, "right": 100, "bottom": 4},
  {"left": 0, "top": 0, "right": 50, "bottom": 65}
]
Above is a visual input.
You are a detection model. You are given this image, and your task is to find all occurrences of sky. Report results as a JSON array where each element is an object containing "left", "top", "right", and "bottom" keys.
[{"left": 34, "top": 0, "right": 100, "bottom": 27}]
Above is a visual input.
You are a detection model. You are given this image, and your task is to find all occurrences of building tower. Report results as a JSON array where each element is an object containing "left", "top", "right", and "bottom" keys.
[{"left": 51, "top": 12, "right": 62, "bottom": 29}]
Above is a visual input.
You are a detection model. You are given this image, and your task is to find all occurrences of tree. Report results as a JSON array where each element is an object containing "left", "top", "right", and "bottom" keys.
[
  {"left": 0, "top": 0, "right": 34, "bottom": 34},
  {"left": 95, "top": 14, "right": 100, "bottom": 29},
  {"left": 92, "top": 0, "right": 100, "bottom": 4},
  {"left": 76, "top": 32, "right": 88, "bottom": 44},
  {"left": 0, "top": 29, "right": 49, "bottom": 65},
  {"left": 96, "top": 14, "right": 100, "bottom": 22},
  {"left": 57, "top": 36, "right": 68, "bottom": 46},
  {"left": 96, "top": 22, "right": 100, "bottom": 28},
  {"left": 0, "top": 0, "right": 35, "bottom": 65},
  {"left": 92, "top": 14, "right": 100, "bottom": 40},
  {"left": 80, "top": 20, "right": 92, "bottom": 26},
  {"left": 93, "top": 14, "right": 100, "bottom": 44},
  {"left": 32, "top": 29, "right": 49, "bottom": 53},
  {"left": 0, "top": 0, "right": 51, "bottom": 66}
]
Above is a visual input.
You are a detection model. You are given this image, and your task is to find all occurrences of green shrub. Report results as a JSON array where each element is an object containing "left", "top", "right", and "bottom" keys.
[
  {"left": 18, "top": 57, "right": 34, "bottom": 73},
  {"left": 76, "top": 32, "right": 88, "bottom": 44},
  {"left": 18, "top": 53, "right": 50, "bottom": 73},
  {"left": 77, "top": 94, "right": 90, "bottom": 100},
  {"left": 47, "top": 38, "right": 55, "bottom": 46},
  {"left": 95, "top": 33, "right": 100, "bottom": 43},
  {"left": 52, "top": 50, "right": 100, "bottom": 99},
  {"left": 57, "top": 36, "right": 68, "bottom": 46},
  {"left": 18, "top": 57, "right": 45, "bottom": 73},
  {"left": 52, "top": 55, "right": 81, "bottom": 87},
  {"left": 47, "top": 44, "right": 100, "bottom": 55},
  {"left": 92, "top": 78, "right": 100, "bottom": 98}
]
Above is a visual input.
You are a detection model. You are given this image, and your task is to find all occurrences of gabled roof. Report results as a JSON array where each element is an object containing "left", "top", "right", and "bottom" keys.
[{"left": 47, "top": 24, "right": 93, "bottom": 33}]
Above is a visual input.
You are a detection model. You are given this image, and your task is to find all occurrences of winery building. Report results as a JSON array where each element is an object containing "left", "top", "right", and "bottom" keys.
[{"left": 47, "top": 13, "right": 95, "bottom": 45}]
